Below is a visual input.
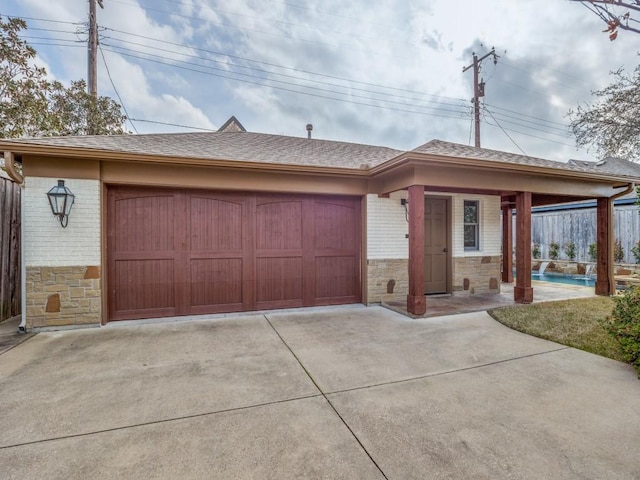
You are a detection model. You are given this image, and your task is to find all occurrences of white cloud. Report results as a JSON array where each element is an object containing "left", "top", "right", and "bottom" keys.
[{"left": 4, "top": 0, "right": 639, "bottom": 160}]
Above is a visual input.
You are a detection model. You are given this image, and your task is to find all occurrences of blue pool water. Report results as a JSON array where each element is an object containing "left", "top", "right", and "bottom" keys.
[{"left": 532, "top": 272, "right": 596, "bottom": 287}]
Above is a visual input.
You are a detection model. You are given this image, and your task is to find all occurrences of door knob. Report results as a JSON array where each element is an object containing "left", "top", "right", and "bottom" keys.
[{"left": 443, "top": 248, "right": 448, "bottom": 253}]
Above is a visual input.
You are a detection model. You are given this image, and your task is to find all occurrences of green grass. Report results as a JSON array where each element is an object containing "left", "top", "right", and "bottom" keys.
[{"left": 489, "top": 297, "right": 626, "bottom": 362}]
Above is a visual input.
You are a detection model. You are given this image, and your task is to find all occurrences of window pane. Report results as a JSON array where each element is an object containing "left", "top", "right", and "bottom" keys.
[
  {"left": 464, "top": 225, "right": 477, "bottom": 248},
  {"left": 464, "top": 201, "right": 478, "bottom": 223}
]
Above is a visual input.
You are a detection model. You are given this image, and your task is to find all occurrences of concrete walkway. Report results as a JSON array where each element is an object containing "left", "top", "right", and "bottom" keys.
[{"left": 1, "top": 306, "right": 639, "bottom": 479}]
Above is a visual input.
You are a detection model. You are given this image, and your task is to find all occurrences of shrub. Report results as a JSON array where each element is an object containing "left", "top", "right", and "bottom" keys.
[
  {"left": 603, "top": 287, "right": 640, "bottom": 377},
  {"left": 631, "top": 240, "right": 640, "bottom": 264},
  {"left": 614, "top": 239, "right": 625, "bottom": 263},
  {"left": 548, "top": 241, "right": 560, "bottom": 260},
  {"left": 532, "top": 243, "right": 541, "bottom": 259},
  {"left": 564, "top": 241, "right": 576, "bottom": 261},
  {"left": 588, "top": 243, "right": 597, "bottom": 262}
]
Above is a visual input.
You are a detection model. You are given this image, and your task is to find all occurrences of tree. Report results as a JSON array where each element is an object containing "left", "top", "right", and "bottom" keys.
[
  {"left": 0, "top": 15, "right": 126, "bottom": 138},
  {"left": 570, "top": 1, "right": 640, "bottom": 40},
  {"left": 568, "top": 65, "right": 640, "bottom": 159},
  {"left": 48, "top": 80, "right": 126, "bottom": 136},
  {"left": 0, "top": 16, "right": 51, "bottom": 138}
]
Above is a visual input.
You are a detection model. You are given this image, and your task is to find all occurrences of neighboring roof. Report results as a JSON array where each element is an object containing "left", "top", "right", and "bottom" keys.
[
  {"left": 2, "top": 131, "right": 403, "bottom": 170},
  {"left": 413, "top": 139, "right": 640, "bottom": 180},
  {"left": 217, "top": 116, "right": 246, "bottom": 133},
  {"left": 532, "top": 196, "right": 637, "bottom": 213},
  {"left": 568, "top": 157, "right": 640, "bottom": 178}
]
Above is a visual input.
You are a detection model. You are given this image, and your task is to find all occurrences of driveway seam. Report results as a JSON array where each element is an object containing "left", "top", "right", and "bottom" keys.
[
  {"left": 0, "top": 393, "right": 323, "bottom": 451},
  {"left": 0, "top": 332, "right": 38, "bottom": 357},
  {"left": 263, "top": 314, "right": 389, "bottom": 480},
  {"left": 325, "top": 346, "right": 571, "bottom": 396}
]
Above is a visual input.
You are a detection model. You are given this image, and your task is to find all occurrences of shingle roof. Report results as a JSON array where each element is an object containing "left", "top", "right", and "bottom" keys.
[
  {"left": 4, "top": 133, "right": 640, "bottom": 181},
  {"left": 568, "top": 157, "right": 640, "bottom": 178},
  {"left": 413, "top": 139, "right": 640, "bottom": 180},
  {"left": 4, "top": 131, "right": 402, "bottom": 170}
]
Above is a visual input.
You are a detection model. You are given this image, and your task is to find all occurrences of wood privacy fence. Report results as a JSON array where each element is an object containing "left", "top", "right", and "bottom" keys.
[
  {"left": 0, "top": 177, "right": 21, "bottom": 322},
  {"left": 528, "top": 203, "right": 640, "bottom": 264}
]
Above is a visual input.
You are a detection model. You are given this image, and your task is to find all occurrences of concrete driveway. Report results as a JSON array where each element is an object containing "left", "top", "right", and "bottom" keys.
[{"left": 1, "top": 306, "right": 639, "bottom": 479}]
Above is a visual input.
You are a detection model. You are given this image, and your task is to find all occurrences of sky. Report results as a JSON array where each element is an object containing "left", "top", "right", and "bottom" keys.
[{"left": 2, "top": 0, "right": 640, "bottom": 162}]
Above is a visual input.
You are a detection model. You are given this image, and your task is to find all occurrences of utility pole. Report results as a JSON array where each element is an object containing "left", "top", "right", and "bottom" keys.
[
  {"left": 87, "top": 0, "right": 104, "bottom": 98},
  {"left": 462, "top": 47, "right": 499, "bottom": 148}
]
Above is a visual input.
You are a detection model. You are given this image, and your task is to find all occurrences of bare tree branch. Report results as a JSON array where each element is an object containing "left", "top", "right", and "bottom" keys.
[{"left": 569, "top": 0, "right": 640, "bottom": 39}]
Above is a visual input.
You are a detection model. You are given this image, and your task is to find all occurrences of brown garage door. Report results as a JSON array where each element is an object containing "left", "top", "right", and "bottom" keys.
[{"left": 107, "top": 187, "right": 361, "bottom": 321}]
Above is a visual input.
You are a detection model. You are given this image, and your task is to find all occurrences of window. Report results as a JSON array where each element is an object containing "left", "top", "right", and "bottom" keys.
[{"left": 464, "top": 200, "right": 479, "bottom": 250}]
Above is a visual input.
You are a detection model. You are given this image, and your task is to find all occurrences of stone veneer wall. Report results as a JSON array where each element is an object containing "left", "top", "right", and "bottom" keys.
[
  {"left": 25, "top": 266, "right": 101, "bottom": 329},
  {"left": 367, "top": 259, "right": 409, "bottom": 304},
  {"left": 453, "top": 256, "right": 501, "bottom": 295}
]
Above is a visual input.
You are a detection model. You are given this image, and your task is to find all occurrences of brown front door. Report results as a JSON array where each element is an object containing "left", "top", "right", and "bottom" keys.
[
  {"left": 107, "top": 187, "right": 361, "bottom": 321},
  {"left": 424, "top": 197, "right": 450, "bottom": 294}
]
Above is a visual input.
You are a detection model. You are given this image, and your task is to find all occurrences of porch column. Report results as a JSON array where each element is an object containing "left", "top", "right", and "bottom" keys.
[
  {"left": 514, "top": 191, "right": 533, "bottom": 303},
  {"left": 501, "top": 205, "right": 513, "bottom": 283},
  {"left": 407, "top": 185, "right": 426, "bottom": 315},
  {"left": 595, "top": 197, "right": 615, "bottom": 295}
]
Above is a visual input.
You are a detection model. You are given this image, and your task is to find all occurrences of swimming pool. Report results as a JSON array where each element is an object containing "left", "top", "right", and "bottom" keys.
[{"left": 532, "top": 272, "right": 596, "bottom": 287}]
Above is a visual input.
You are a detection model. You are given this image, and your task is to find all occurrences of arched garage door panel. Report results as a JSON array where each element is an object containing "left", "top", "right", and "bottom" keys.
[{"left": 108, "top": 188, "right": 361, "bottom": 321}]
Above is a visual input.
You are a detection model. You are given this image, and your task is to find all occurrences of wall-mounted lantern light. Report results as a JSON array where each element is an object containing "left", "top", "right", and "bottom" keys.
[
  {"left": 47, "top": 180, "right": 75, "bottom": 228},
  {"left": 401, "top": 197, "right": 409, "bottom": 222}
]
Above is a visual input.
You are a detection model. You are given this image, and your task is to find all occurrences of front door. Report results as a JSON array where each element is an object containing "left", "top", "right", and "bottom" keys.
[{"left": 424, "top": 197, "right": 450, "bottom": 294}]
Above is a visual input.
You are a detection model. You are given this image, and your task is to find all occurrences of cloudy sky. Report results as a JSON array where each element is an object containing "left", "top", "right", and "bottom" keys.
[{"left": 2, "top": 0, "right": 639, "bottom": 161}]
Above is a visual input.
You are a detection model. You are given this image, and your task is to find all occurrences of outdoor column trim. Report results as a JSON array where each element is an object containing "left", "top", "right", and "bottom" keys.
[
  {"left": 514, "top": 191, "right": 533, "bottom": 303},
  {"left": 407, "top": 184, "right": 426, "bottom": 315},
  {"left": 501, "top": 205, "right": 513, "bottom": 283},
  {"left": 595, "top": 197, "right": 615, "bottom": 296}
]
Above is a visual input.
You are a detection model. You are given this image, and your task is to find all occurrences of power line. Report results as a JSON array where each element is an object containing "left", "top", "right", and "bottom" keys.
[
  {"left": 484, "top": 106, "right": 527, "bottom": 155},
  {"left": 101, "top": 38, "right": 468, "bottom": 113},
  {"left": 101, "top": 27, "right": 466, "bottom": 105},
  {"left": 99, "top": 46, "right": 138, "bottom": 133},
  {"left": 128, "top": 118, "right": 217, "bottom": 131},
  {"left": 102, "top": 46, "right": 471, "bottom": 121},
  {"left": 1, "top": 14, "right": 80, "bottom": 25},
  {"left": 483, "top": 102, "right": 569, "bottom": 127},
  {"left": 98, "top": 42, "right": 469, "bottom": 116}
]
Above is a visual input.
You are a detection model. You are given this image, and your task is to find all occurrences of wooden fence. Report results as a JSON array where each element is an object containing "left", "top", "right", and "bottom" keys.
[
  {"left": 0, "top": 177, "right": 21, "bottom": 322},
  {"left": 529, "top": 203, "right": 640, "bottom": 264}
]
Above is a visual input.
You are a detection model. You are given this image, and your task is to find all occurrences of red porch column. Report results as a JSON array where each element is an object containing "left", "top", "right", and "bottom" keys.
[
  {"left": 514, "top": 192, "right": 533, "bottom": 303},
  {"left": 407, "top": 185, "right": 426, "bottom": 315},
  {"left": 595, "top": 197, "right": 615, "bottom": 296},
  {"left": 501, "top": 206, "right": 513, "bottom": 283}
]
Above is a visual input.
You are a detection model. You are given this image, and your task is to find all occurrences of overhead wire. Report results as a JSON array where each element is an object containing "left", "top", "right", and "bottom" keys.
[
  {"left": 483, "top": 106, "right": 527, "bottom": 155},
  {"left": 128, "top": 118, "right": 217, "bottom": 131},
  {"left": 100, "top": 37, "right": 468, "bottom": 112},
  {"left": 98, "top": 45, "right": 138, "bottom": 133},
  {"left": 102, "top": 27, "right": 467, "bottom": 105},
  {"left": 5, "top": 9, "right": 586, "bottom": 150},
  {"left": 102, "top": 46, "right": 471, "bottom": 121}
]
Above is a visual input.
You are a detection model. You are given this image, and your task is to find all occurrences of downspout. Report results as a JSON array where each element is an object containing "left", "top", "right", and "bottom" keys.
[
  {"left": 3, "top": 152, "right": 26, "bottom": 333},
  {"left": 610, "top": 183, "right": 635, "bottom": 201}
]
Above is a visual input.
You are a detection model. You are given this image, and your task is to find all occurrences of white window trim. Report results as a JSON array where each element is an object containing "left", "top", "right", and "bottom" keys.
[{"left": 464, "top": 199, "right": 480, "bottom": 251}]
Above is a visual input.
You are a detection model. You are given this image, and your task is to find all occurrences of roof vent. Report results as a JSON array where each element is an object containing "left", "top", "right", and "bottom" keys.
[{"left": 306, "top": 123, "right": 313, "bottom": 139}]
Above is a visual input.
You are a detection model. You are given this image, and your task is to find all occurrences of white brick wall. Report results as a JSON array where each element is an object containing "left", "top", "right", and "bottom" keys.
[
  {"left": 25, "top": 177, "right": 101, "bottom": 267},
  {"left": 366, "top": 192, "right": 409, "bottom": 260},
  {"left": 367, "top": 192, "right": 500, "bottom": 260}
]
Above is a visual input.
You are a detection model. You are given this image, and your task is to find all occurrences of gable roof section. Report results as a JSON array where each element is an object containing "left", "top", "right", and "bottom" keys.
[
  {"left": 217, "top": 116, "right": 247, "bottom": 133},
  {"left": 3, "top": 131, "right": 403, "bottom": 171},
  {"left": 412, "top": 139, "right": 640, "bottom": 181}
]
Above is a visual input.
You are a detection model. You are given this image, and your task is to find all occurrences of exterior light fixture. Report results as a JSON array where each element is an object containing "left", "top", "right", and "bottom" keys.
[{"left": 47, "top": 180, "right": 75, "bottom": 227}]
